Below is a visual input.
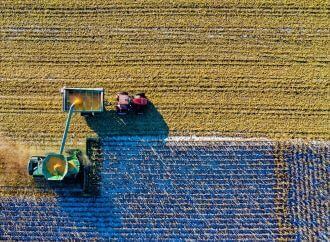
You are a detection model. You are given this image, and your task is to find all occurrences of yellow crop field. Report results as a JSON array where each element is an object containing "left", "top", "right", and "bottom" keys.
[{"left": 0, "top": 0, "right": 329, "bottom": 149}]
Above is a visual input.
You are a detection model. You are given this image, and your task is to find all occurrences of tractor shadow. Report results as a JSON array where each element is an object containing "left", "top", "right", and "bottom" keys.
[{"left": 84, "top": 102, "right": 169, "bottom": 138}]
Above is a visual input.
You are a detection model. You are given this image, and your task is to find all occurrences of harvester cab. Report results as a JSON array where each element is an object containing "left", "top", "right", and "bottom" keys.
[{"left": 27, "top": 87, "right": 104, "bottom": 195}]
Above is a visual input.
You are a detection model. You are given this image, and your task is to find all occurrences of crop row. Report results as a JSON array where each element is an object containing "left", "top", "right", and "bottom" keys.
[
  {"left": 1, "top": 10, "right": 328, "bottom": 28},
  {"left": 1, "top": 64, "right": 327, "bottom": 78},
  {"left": 1, "top": 4, "right": 328, "bottom": 15},
  {"left": 2, "top": 43, "right": 328, "bottom": 61},
  {"left": 1, "top": 78, "right": 328, "bottom": 91},
  {"left": 1, "top": 0, "right": 327, "bottom": 7},
  {"left": 1, "top": 31, "right": 328, "bottom": 44}
]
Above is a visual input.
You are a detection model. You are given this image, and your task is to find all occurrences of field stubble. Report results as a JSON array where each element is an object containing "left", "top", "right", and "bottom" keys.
[{"left": 0, "top": 0, "right": 329, "bottom": 147}]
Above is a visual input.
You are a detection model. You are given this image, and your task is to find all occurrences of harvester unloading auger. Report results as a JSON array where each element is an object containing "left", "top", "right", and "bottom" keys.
[
  {"left": 27, "top": 87, "right": 105, "bottom": 194},
  {"left": 27, "top": 87, "right": 149, "bottom": 194}
]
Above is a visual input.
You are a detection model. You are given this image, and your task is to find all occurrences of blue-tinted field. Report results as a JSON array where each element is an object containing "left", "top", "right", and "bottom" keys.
[{"left": 0, "top": 137, "right": 328, "bottom": 240}]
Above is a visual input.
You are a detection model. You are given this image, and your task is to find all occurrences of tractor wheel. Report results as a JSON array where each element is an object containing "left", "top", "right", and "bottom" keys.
[
  {"left": 118, "top": 91, "right": 129, "bottom": 95},
  {"left": 135, "top": 92, "right": 146, "bottom": 98}
]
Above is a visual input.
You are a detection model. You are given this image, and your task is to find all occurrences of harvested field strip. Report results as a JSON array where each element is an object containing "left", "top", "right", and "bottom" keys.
[{"left": 1, "top": 137, "right": 328, "bottom": 240}]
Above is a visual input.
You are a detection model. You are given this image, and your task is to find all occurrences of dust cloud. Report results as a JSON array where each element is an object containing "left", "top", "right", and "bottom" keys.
[{"left": 0, "top": 136, "right": 30, "bottom": 184}]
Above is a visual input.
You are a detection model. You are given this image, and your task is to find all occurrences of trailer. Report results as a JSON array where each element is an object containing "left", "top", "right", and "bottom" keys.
[{"left": 61, "top": 87, "right": 105, "bottom": 116}]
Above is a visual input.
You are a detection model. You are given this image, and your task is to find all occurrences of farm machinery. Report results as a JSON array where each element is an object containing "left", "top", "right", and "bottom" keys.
[
  {"left": 27, "top": 87, "right": 149, "bottom": 194},
  {"left": 27, "top": 87, "right": 104, "bottom": 194},
  {"left": 116, "top": 92, "right": 149, "bottom": 115}
]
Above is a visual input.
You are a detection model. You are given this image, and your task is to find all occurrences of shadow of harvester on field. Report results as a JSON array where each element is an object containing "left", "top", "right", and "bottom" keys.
[
  {"left": 18, "top": 103, "right": 169, "bottom": 239},
  {"left": 81, "top": 101, "right": 169, "bottom": 197},
  {"left": 85, "top": 102, "right": 169, "bottom": 138}
]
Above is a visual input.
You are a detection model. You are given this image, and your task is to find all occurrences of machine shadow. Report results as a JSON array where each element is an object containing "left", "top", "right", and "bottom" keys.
[
  {"left": 49, "top": 102, "right": 170, "bottom": 237},
  {"left": 85, "top": 102, "right": 169, "bottom": 138},
  {"left": 41, "top": 102, "right": 168, "bottom": 198}
]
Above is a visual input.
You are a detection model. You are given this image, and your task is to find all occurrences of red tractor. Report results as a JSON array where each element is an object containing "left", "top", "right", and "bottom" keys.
[{"left": 116, "top": 92, "right": 148, "bottom": 115}]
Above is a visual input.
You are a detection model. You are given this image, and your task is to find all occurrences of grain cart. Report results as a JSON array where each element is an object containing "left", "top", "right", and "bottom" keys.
[{"left": 27, "top": 87, "right": 104, "bottom": 194}]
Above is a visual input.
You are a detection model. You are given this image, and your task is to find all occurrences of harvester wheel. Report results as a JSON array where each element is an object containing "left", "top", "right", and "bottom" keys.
[
  {"left": 76, "top": 164, "right": 84, "bottom": 185},
  {"left": 28, "top": 160, "right": 34, "bottom": 175},
  {"left": 27, "top": 157, "right": 39, "bottom": 176},
  {"left": 82, "top": 166, "right": 91, "bottom": 193},
  {"left": 84, "top": 138, "right": 103, "bottom": 196},
  {"left": 75, "top": 151, "right": 85, "bottom": 185}
]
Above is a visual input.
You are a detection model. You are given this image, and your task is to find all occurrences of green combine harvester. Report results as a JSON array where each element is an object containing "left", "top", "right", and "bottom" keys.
[{"left": 27, "top": 87, "right": 104, "bottom": 193}]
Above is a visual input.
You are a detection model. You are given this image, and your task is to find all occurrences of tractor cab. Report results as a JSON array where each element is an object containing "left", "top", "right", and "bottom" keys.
[
  {"left": 116, "top": 92, "right": 130, "bottom": 115},
  {"left": 116, "top": 92, "right": 149, "bottom": 115}
]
